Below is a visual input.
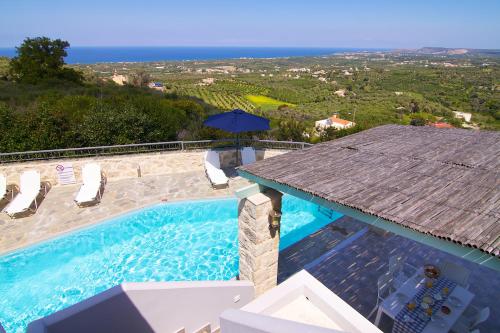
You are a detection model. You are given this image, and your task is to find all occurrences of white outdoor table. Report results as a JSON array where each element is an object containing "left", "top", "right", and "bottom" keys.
[{"left": 375, "top": 273, "right": 474, "bottom": 333}]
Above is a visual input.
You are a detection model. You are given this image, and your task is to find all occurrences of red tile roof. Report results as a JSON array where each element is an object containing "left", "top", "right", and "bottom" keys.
[
  {"left": 330, "top": 115, "right": 352, "bottom": 126},
  {"left": 429, "top": 122, "right": 454, "bottom": 129}
]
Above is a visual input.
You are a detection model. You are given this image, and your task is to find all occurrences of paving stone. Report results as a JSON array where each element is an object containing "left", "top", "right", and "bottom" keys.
[{"left": 0, "top": 170, "right": 250, "bottom": 254}]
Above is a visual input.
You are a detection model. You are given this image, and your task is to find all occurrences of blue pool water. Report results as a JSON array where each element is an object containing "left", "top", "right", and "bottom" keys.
[{"left": 0, "top": 195, "right": 341, "bottom": 333}]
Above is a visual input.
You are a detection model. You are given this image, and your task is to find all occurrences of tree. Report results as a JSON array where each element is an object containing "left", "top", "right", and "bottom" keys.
[
  {"left": 0, "top": 102, "right": 18, "bottom": 151},
  {"left": 410, "top": 117, "right": 426, "bottom": 126},
  {"left": 128, "top": 70, "right": 151, "bottom": 87},
  {"left": 0, "top": 57, "right": 9, "bottom": 79},
  {"left": 274, "top": 120, "right": 305, "bottom": 141},
  {"left": 319, "top": 126, "right": 338, "bottom": 141},
  {"left": 78, "top": 102, "right": 148, "bottom": 146},
  {"left": 9, "top": 37, "right": 82, "bottom": 84},
  {"left": 447, "top": 117, "right": 463, "bottom": 128},
  {"left": 409, "top": 99, "right": 420, "bottom": 113}
]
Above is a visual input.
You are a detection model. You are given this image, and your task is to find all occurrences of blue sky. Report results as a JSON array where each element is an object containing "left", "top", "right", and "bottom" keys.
[{"left": 1, "top": 0, "right": 499, "bottom": 48}]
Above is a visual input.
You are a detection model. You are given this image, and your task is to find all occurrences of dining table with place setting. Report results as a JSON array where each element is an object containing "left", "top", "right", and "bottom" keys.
[{"left": 375, "top": 264, "right": 474, "bottom": 333}]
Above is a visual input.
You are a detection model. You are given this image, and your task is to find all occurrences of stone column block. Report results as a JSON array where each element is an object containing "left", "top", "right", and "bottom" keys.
[{"left": 238, "top": 189, "right": 282, "bottom": 296}]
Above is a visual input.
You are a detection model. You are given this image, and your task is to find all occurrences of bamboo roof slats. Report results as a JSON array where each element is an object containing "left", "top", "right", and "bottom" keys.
[{"left": 240, "top": 125, "right": 500, "bottom": 256}]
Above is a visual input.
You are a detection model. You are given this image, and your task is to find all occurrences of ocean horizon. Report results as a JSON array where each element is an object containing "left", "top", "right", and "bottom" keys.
[{"left": 0, "top": 46, "right": 387, "bottom": 64}]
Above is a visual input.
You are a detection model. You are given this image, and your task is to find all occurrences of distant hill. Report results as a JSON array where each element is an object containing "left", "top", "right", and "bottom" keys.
[
  {"left": 417, "top": 47, "right": 469, "bottom": 55},
  {"left": 392, "top": 47, "right": 500, "bottom": 56}
]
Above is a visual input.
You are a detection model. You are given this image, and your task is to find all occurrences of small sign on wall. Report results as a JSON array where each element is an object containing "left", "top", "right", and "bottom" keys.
[{"left": 56, "top": 163, "right": 76, "bottom": 185}]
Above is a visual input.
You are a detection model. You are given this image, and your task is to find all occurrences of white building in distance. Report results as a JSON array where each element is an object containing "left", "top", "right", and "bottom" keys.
[
  {"left": 453, "top": 111, "right": 472, "bottom": 122},
  {"left": 315, "top": 115, "right": 355, "bottom": 130}
]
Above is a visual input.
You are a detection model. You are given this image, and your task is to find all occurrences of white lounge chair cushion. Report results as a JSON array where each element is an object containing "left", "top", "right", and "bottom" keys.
[
  {"left": 75, "top": 182, "right": 101, "bottom": 203},
  {"left": 241, "top": 147, "right": 256, "bottom": 165},
  {"left": 204, "top": 151, "right": 228, "bottom": 186},
  {"left": 3, "top": 170, "right": 40, "bottom": 215},
  {"left": 19, "top": 170, "right": 41, "bottom": 196},
  {"left": 205, "top": 150, "right": 222, "bottom": 169},
  {"left": 75, "top": 163, "right": 102, "bottom": 204},
  {"left": 81, "top": 163, "right": 101, "bottom": 185},
  {"left": 206, "top": 164, "right": 229, "bottom": 186},
  {"left": 0, "top": 174, "right": 6, "bottom": 199},
  {"left": 4, "top": 192, "right": 38, "bottom": 215}
]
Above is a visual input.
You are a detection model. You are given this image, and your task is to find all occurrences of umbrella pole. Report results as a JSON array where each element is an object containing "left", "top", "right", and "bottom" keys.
[{"left": 236, "top": 133, "right": 240, "bottom": 166}]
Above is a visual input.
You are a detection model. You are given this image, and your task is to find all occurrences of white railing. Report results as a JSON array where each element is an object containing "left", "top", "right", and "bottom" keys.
[{"left": 0, "top": 139, "right": 313, "bottom": 163}]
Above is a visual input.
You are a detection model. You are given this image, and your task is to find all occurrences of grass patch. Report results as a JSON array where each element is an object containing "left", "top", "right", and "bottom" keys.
[{"left": 245, "top": 94, "right": 294, "bottom": 110}]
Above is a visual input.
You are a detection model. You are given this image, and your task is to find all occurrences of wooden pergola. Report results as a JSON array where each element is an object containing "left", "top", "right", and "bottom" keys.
[{"left": 238, "top": 125, "right": 500, "bottom": 271}]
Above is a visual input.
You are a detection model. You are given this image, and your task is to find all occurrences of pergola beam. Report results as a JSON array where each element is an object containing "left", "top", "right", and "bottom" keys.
[{"left": 238, "top": 170, "right": 500, "bottom": 272}]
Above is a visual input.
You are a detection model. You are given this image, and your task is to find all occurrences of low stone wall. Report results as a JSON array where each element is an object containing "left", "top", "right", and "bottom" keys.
[
  {"left": 217, "top": 149, "right": 283, "bottom": 168},
  {"left": 0, "top": 149, "right": 287, "bottom": 187}
]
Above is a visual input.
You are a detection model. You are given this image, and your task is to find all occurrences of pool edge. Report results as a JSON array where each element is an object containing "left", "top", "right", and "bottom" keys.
[{"left": 0, "top": 195, "right": 237, "bottom": 257}]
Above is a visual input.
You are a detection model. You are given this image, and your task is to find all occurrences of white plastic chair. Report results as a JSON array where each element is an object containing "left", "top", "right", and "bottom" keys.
[
  {"left": 241, "top": 147, "right": 256, "bottom": 165},
  {"left": 204, "top": 150, "right": 229, "bottom": 188},
  {"left": 3, "top": 170, "right": 44, "bottom": 217},
  {"left": 441, "top": 261, "right": 471, "bottom": 289},
  {"left": 74, "top": 163, "right": 104, "bottom": 206},
  {"left": 389, "top": 255, "right": 417, "bottom": 288},
  {"left": 451, "top": 306, "right": 489, "bottom": 333},
  {"left": 471, "top": 307, "right": 489, "bottom": 329},
  {"left": 368, "top": 273, "right": 394, "bottom": 319}
]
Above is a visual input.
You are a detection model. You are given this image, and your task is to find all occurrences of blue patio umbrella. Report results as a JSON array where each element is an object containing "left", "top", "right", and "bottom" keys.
[
  {"left": 203, "top": 109, "right": 270, "bottom": 164},
  {"left": 203, "top": 109, "right": 270, "bottom": 133}
]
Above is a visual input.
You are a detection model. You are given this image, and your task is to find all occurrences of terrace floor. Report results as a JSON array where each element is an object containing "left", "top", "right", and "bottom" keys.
[
  {"left": 0, "top": 169, "right": 250, "bottom": 254},
  {"left": 278, "top": 216, "right": 500, "bottom": 333}
]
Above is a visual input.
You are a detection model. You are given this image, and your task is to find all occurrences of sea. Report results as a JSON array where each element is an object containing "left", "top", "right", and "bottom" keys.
[{"left": 0, "top": 46, "right": 384, "bottom": 64}]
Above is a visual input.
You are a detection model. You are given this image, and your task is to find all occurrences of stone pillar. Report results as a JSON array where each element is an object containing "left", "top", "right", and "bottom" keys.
[{"left": 238, "top": 189, "right": 282, "bottom": 295}]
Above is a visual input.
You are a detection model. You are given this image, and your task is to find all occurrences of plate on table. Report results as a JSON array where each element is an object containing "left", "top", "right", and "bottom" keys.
[
  {"left": 403, "top": 314, "right": 415, "bottom": 323},
  {"left": 424, "top": 264, "right": 440, "bottom": 279},
  {"left": 422, "top": 295, "right": 434, "bottom": 305},
  {"left": 441, "top": 305, "right": 451, "bottom": 315}
]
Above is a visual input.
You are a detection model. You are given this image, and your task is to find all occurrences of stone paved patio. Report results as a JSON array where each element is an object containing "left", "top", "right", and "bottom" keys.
[
  {"left": 278, "top": 217, "right": 500, "bottom": 333},
  {"left": 0, "top": 169, "right": 250, "bottom": 254}
]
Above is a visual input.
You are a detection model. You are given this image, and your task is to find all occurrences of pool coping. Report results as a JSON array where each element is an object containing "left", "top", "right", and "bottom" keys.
[{"left": 0, "top": 194, "right": 339, "bottom": 258}]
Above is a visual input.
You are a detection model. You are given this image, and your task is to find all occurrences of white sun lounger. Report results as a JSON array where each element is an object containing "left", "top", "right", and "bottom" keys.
[
  {"left": 0, "top": 174, "right": 6, "bottom": 200},
  {"left": 74, "top": 163, "right": 104, "bottom": 206},
  {"left": 241, "top": 147, "right": 257, "bottom": 165},
  {"left": 204, "top": 150, "right": 229, "bottom": 188},
  {"left": 3, "top": 170, "right": 43, "bottom": 217}
]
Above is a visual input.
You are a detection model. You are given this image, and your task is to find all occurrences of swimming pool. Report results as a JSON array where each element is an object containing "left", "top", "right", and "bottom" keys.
[{"left": 0, "top": 195, "right": 342, "bottom": 333}]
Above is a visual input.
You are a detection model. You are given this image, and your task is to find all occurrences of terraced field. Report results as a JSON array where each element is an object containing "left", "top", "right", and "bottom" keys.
[
  {"left": 177, "top": 84, "right": 295, "bottom": 112},
  {"left": 179, "top": 87, "right": 256, "bottom": 111}
]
